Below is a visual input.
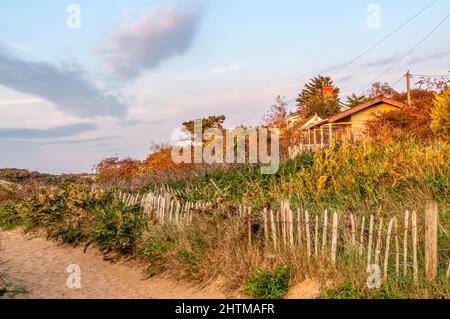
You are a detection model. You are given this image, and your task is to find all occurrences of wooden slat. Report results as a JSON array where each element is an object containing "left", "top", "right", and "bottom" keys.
[
  {"left": 384, "top": 219, "right": 394, "bottom": 281},
  {"left": 321, "top": 210, "right": 328, "bottom": 253},
  {"left": 412, "top": 211, "right": 418, "bottom": 283},
  {"left": 403, "top": 210, "right": 410, "bottom": 276},
  {"left": 425, "top": 202, "right": 438, "bottom": 281},
  {"left": 305, "top": 211, "right": 311, "bottom": 261},
  {"left": 331, "top": 212, "right": 338, "bottom": 265},
  {"left": 367, "top": 215, "right": 374, "bottom": 269}
]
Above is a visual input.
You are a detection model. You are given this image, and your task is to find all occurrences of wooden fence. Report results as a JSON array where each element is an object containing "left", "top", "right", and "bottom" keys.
[{"left": 116, "top": 192, "right": 445, "bottom": 282}]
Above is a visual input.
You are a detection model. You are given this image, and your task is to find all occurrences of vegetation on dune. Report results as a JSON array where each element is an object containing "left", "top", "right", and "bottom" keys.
[
  {"left": 0, "top": 137, "right": 448, "bottom": 299},
  {"left": 1, "top": 75, "right": 449, "bottom": 299}
]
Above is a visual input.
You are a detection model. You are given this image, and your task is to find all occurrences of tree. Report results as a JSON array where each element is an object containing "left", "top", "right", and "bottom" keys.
[
  {"left": 346, "top": 93, "right": 370, "bottom": 107},
  {"left": 296, "top": 75, "right": 341, "bottom": 118},
  {"left": 430, "top": 89, "right": 450, "bottom": 138},
  {"left": 262, "top": 96, "right": 290, "bottom": 159},
  {"left": 417, "top": 71, "right": 449, "bottom": 93},
  {"left": 182, "top": 115, "right": 226, "bottom": 143},
  {"left": 366, "top": 82, "right": 397, "bottom": 98},
  {"left": 263, "top": 95, "right": 289, "bottom": 128},
  {"left": 95, "top": 157, "right": 142, "bottom": 180}
]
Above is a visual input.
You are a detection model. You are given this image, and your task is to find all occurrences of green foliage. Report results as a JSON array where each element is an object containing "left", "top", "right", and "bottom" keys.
[
  {"left": 178, "top": 249, "right": 199, "bottom": 274},
  {"left": 346, "top": 94, "right": 370, "bottom": 107},
  {"left": 86, "top": 203, "right": 145, "bottom": 254},
  {"left": 431, "top": 89, "right": 450, "bottom": 138},
  {"left": 182, "top": 115, "right": 226, "bottom": 142},
  {"left": 321, "top": 281, "right": 406, "bottom": 299},
  {"left": 296, "top": 75, "right": 341, "bottom": 118},
  {"left": 243, "top": 265, "right": 290, "bottom": 299},
  {"left": 140, "top": 241, "right": 170, "bottom": 277}
]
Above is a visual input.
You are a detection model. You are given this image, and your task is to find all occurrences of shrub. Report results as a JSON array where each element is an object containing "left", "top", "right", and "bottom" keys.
[
  {"left": 86, "top": 203, "right": 146, "bottom": 254},
  {"left": 431, "top": 89, "right": 450, "bottom": 138},
  {"left": 243, "top": 265, "right": 290, "bottom": 299}
]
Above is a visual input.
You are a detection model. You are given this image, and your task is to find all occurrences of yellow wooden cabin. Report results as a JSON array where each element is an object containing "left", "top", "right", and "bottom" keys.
[{"left": 289, "top": 96, "right": 406, "bottom": 157}]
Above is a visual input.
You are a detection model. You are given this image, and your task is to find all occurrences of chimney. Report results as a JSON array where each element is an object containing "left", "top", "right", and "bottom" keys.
[{"left": 322, "top": 85, "right": 334, "bottom": 98}]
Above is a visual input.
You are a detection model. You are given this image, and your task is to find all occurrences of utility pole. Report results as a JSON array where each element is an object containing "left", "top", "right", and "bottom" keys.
[{"left": 406, "top": 70, "right": 412, "bottom": 107}]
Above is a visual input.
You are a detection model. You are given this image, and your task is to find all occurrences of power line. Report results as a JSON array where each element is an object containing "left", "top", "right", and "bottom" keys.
[
  {"left": 412, "top": 73, "right": 450, "bottom": 78},
  {"left": 360, "top": 14, "right": 450, "bottom": 93},
  {"left": 392, "top": 74, "right": 406, "bottom": 88},
  {"left": 332, "top": 0, "right": 438, "bottom": 76}
]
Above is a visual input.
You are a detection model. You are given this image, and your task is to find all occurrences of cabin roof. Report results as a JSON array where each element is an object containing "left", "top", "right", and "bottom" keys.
[{"left": 308, "top": 96, "right": 406, "bottom": 129}]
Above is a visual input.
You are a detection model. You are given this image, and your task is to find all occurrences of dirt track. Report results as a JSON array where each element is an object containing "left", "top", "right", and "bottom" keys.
[{"left": 0, "top": 229, "right": 226, "bottom": 299}]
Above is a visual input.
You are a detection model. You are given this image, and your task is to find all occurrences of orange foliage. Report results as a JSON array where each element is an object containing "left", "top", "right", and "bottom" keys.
[
  {"left": 95, "top": 157, "right": 142, "bottom": 180},
  {"left": 366, "top": 89, "right": 435, "bottom": 140}
]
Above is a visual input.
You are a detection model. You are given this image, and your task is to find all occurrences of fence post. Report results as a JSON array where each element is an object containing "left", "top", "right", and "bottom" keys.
[
  {"left": 367, "top": 215, "right": 374, "bottom": 269},
  {"left": 374, "top": 218, "right": 384, "bottom": 266},
  {"left": 412, "top": 211, "right": 418, "bottom": 283},
  {"left": 359, "top": 216, "right": 365, "bottom": 256},
  {"left": 331, "top": 212, "right": 338, "bottom": 265},
  {"left": 297, "top": 208, "right": 303, "bottom": 247},
  {"left": 425, "top": 201, "right": 438, "bottom": 281},
  {"left": 247, "top": 207, "right": 252, "bottom": 247},
  {"left": 289, "top": 208, "right": 295, "bottom": 248},
  {"left": 394, "top": 218, "right": 400, "bottom": 283},
  {"left": 305, "top": 211, "right": 311, "bottom": 261},
  {"left": 321, "top": 210, "right": 328, "bottom": 253},
  {"left": 403, "top": 210, "right": 410, "bottom": 276},
  {"left": 270, "top": 210, "right": 277, "bottom": 250},
  {"left": 384, "top": 219, "right": 394, "bottom": 281},
  {"left": 314, "top": 215, "right": 319, "bottom": 256},
  {"left": 263, "top": 208, "right": 269, "bottom": 250},
  {"left": 350, "top": 213, "right": 356, "bottom": 248}
]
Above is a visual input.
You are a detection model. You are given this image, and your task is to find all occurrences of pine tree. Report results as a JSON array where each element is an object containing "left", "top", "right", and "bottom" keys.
[{"left": 296, "top": 75, "right": 341, "bottom": 118}]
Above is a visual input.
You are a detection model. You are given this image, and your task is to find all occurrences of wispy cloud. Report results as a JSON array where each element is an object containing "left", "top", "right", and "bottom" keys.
[
  {"left": 0, "top": 123, "right": 97, "bottom": 140},
  {"left": 409, "top": 50, "right": 450, "bottom": 65},
  {"left": 0, "top": 98, "right": 44, "bottom": 106},
  {"left": 363, "top": 56, "right": 397, "bottom": 68},
  {"left": 0, "top": 44, "right": 128, "bottom": 118},
  {"left": 39, "top": 136, "right": 112, "bottom": 145},
  {"left": 99, "top": 4, "right": 203, "bottom": 79}
]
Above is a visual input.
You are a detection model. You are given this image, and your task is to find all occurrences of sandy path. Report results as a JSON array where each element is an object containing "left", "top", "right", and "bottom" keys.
[{"left": 0, "top": 229, "right": 227, "bottom": 299}]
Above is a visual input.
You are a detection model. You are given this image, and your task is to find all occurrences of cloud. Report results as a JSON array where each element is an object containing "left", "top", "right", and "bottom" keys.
[
  {"left": 409, "top": 50, "right": 450, "bottom": 65},
  {"left": 363, "top": 56, "right": 397, "bottom": 68},
  {"left": 0, "top": 44, "right": 128, "bottom": 118},
  {"left": 0, "top": 123, "right": 97, "bottom": 140},
  {"left": 39, "top": 136, "right": 113, "bottom": 145},
  {"left": 99, "top": 4, "right": 203, "bottom": 79},
  {"left": 0, "top": 98, "right": 44, "bottom": 106}
]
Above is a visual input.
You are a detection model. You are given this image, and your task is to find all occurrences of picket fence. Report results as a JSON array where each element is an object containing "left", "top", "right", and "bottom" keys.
[{"left": 115, "top": 191, "right": 444, "bottom": 282}]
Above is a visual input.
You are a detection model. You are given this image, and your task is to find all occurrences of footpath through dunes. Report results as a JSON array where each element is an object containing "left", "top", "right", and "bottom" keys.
[{"left": 0, "top": 229, "right": 227, "bottom": 299}]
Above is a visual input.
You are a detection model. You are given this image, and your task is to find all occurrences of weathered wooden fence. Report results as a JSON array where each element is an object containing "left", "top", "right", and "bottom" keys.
[
  {"left": 115, "top": 191, "right": 212, "bottom": 225},
  {"left": 116, "top": 192, "right": 445, "bottom": 282}
]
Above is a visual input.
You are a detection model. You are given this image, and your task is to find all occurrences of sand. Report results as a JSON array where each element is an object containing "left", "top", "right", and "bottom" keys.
[{"left": 0, "top": 229, "right": 226, "bottom": 299}]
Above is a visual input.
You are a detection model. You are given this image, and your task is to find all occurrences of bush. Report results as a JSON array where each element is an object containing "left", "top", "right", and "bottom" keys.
[
  {"left": 85, "top": 203, "right": 146, "bottom": 254},
  {"left": 243, "top": 265, "right": 290, "bottom": 299}
]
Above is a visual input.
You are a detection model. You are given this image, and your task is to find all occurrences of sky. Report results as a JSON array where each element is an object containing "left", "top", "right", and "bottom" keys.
[{"left": 0, "top": 0, "right": 449, "bottom": 174}]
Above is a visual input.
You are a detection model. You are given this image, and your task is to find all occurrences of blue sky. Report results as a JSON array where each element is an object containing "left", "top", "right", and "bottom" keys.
[{"left": 0, "top": 0, "right": 449, "bottom": 173}]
